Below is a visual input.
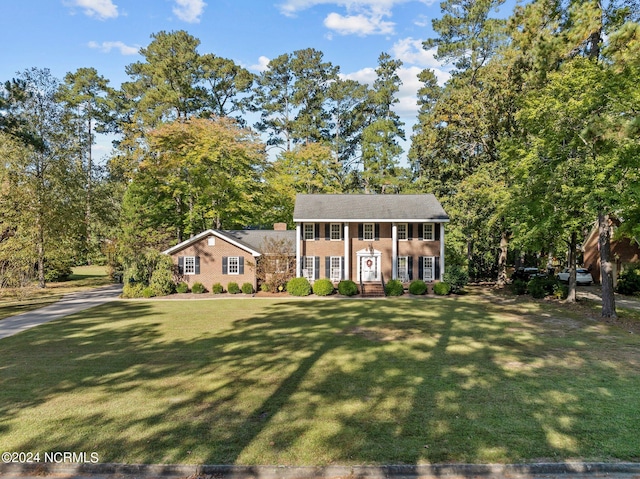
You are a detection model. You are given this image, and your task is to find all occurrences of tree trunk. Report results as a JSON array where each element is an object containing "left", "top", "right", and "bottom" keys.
[
  {"left": 598, "top": 212, "right": 617, "bottom": 318},
  {"left": 566, "top": 231, "right": 577, "bottom": 303},
  {"left": 496, "top": 231, "right": 509, "bottom": 287},
  {"left": 85, "top": 116, "right": 92, "bottom": 265},
  {"left": 37, "top": 214, "right": 46, "bottom": 289}
]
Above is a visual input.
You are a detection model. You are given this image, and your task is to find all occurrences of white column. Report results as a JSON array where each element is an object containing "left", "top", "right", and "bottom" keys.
[
  {"left": 344, "top": 223, "right": 350, "bottom": 280},
  {"left": 296, "top": 223, "right": 301, "bottom": 278},
  {"left": 440, "top": 223, "right": 445, "bottom": 281},
  {"left": 392, "top": 223, "right": 397, "bottom": 279}
]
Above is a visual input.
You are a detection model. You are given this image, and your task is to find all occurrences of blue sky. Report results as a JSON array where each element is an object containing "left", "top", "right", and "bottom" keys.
[{"left": 0, "top": 0, "right": 509, "bottom": 160}]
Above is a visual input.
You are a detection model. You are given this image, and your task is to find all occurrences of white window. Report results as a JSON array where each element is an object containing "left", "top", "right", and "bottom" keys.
[
  {"left": 397, "top": 223, "right": 408, "bottom": 240},
  {"left": 228, "top": 256, "right": 240, "bottom": 275},
  {"left": 330, "top": 256, "right": 342, "bottom": 281},
  {"left": 423, "top": 256, "right": 435, "bottom": 281},
  {"left": 363, "top": 223, "right": 374, "bottom": 241},
  {"left": 397, "top": 256, "right": 409, "bottom": 282},
  {"left": 207, "top": 237, "right": 216, "bottom": 246},
  {"left": 184, "top": 256, "right": 196, "bottom": 275},
  {"left": 304, "top": 223, "right": 315, "bottom": 240},
  {"left": 302, "top": 256, "right": 315, "bottom": 281},
  {"left": 423, "top": 223, "right": 434, "bottom": 241},
  {"left": 330, "top": 223, "right": 342, "bottom": 240}
]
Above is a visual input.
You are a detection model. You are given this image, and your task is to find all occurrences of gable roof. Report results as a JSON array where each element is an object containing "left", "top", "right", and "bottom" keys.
[
  {"left": 293, "top": 194, "right": 449, "bottom": 222},
  {"left": 161, "top": 229, "right": 295, "bottom": 256}
]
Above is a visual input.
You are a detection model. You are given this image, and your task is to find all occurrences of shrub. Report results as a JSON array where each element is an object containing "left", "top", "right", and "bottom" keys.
[
  {"left": 260, "top": 283, "right": 271, "bottom": 292},
  {"left": 409, "top": 280, "right": 427, "bottom": 295},
  {"left": 287, "top": 277, "right": 311, "bottom": 296},
  {"left": 122, "top": 282, "right": 146, "bottom": 298},
  {"left": 191, "top": 282, "right": 206, "bottom": 294},
  {"left": 553, "top": 282, "right": 569, "bottom": 300},
  {"left": 385, "top": 279, "right": 404, "bottom": 296},
  {"left": 242, "top": 282, "right": 254, "bottom": 294},
  {"left": 142, "top": 286, "right": 155, "bottom": 298},
  {"left": 443, "top": 265, "right": 469, "bottom": 294},
  {"left": 44, "top": 257, "right": 74, "bottom": 282},
  {"left": 617, "top": 264, "right": 640, "bottom": 295},
  {"left": 337, "top": 280, "right": 358, "bottom": 296},
  {"left": 176, "top": 281, "right": 189, "bottom": 294},
  {"left": 313, "top": 278, "right": 334, "bottom": 296},
  {"left": 227, "top": 282, "right": 241, "bottom": 294},
  {"left": 433, "top": 282, "right": 451, "bottom": 295},
  {"left": 527, "top": 276, "right": 559, "bottom": 299},
  {"left": 149, "top": 255, "right": 175, "bottom": 296},
  {"left": 211, "top": 282, "right": 224, "bottom": 294},
  {"left": 511, "top": 279, "right": 528, "bottom": 295}
]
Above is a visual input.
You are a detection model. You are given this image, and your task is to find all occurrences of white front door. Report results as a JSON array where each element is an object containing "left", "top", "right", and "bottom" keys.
[{"left": 360, "top": 255, "right": 379, "bottom": 282}]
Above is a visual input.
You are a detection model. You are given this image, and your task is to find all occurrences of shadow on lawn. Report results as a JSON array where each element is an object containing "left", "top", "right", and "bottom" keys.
[{"left": 0, "top": 297, "right": 639, "bottom": 465}]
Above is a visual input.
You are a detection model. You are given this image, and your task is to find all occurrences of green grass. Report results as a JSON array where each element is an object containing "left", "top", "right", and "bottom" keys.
[
  {"left": 0, "top": 292, "right": 639, "bottom": 465},
  {"left": 0, "top": 265, "right": 112, "bottom": 320}
]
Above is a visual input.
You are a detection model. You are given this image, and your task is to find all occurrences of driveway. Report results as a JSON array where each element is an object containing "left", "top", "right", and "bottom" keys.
[
  {"left": 577, "top": 284, "right": 640, "bottom": 311},
  {"left": 0, "top": 283, "right": 123, "bottom": 340}
]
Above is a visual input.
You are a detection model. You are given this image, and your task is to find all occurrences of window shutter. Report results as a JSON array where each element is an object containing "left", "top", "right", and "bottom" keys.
[
  {"left": 195, "top": 256, "right": 200, "bottom": 275},
  {"left": 239, "top": 257, "right": 245, "bottom": 275},
  {"left": 222, "top": 256, "right": 228, "bottom": 274},
  {"left": 178, "top": 257, "right": 184, "bottom": 275},
  {"left": 408, "top": 256, "right": 413, "bottom": 280},
  {"left": 314, "top": 223, "right": 320, "bottom": 240},
  {"left": 358, "top": 224, "right": 363, "bottom": 240},
  {"left": 408, "top": 224, "right": 413, "bottom": 240},
  {"left": 435, "top": 224, "right": 441, "bottom": 241},
  {"left": 418, "top": 256, "right": 424, "bottom": 280},
  {"left": 325, "top": 224, "right": 330, "bottom": 240},
  {"left": 314, "top": 256, "right": 320, "bottom": 279},
  {"left": 418, "top": 224, "right": 424, "bottom": 241},
  {"left": 374, "top": 223, "right": 380, "bottom": 241},
  {"left": 325, "top": 256, "right": 331, "bottom": 278},
  {"left": 435, "top": 257, "right": 440, "bottom": 280},
  {"left": 341, "top": 256, "right": 345, "bottom": 280}
]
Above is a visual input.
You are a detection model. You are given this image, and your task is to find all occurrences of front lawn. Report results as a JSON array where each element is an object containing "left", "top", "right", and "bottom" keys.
[{"left": 0, "top": 293, "right": 639, "bottom": 465}]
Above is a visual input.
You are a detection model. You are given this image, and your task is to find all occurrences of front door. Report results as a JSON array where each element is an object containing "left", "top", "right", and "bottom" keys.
[{"left": 360, "top": 255, "right": 379, "bottom": 282}]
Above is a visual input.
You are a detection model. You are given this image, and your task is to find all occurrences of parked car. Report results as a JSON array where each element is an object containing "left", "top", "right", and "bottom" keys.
[
  {"left": 557, "top": 268, "right": 593, "bottom": 285},
  {"left": 511, "top": 267, "right": 544, "bottom": 281}
]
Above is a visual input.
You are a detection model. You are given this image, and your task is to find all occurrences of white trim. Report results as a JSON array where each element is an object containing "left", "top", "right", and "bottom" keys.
[
  {"left": 392, "top": 223, "right": 398, "bottom": 279},
  {"left": 440, "top": 223, "right": 445, "bottom": 281},
  {"left": 396, "top": 223, "right": 408, "bottom": 241},
  {"left": 423, "top": 223, "right": 435, "bottom": 241},
  {"left": 303, "top": 223, "right": 315, "bottom": 240},
  {"left": 363, "top": 223, "right": 374, "bottom": 241},
  {"left": 296, "top": 224, "right": 301, "bottom": 278},
  {"left": 344, "top": 223, "right": 350, "bottom": 280},
  {"left": 422, "top": 256, "right": 435, "bottom": 282},
  {"left": 227, "top": 256, "right": 240, "bottom": 275},
  {"left": 302, "top": 256, "right": 315, "bottom": 281},
  {"left": 330, "top": 256, "right": 342, "bottom": 282},
  {"left": 330, "top": 222, "right": 342, "bottom": 241},
  {"left": 184, "top": 256, "right": 196, "bottom": 275},
  {"left": 162, "top": 229, "right": 261, "bottom": 257},
  {"left": 356, "top": 248, "right": 381, "bottom": 282},
  {"left": 295, "top": 218, "right": 450, "bottom": 223}
]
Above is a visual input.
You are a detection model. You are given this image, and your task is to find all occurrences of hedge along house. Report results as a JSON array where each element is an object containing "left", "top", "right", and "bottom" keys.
[
  {"left": 162, "top": 225, "right": 295, "bottom": 291},
  {"left": 293, "top": 194, "right": 449, "bottom": 286}
]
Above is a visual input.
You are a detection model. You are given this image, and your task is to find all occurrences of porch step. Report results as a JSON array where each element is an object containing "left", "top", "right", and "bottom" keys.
[{"left": 361, "top": 283, "right": 385, "bottom": 298}]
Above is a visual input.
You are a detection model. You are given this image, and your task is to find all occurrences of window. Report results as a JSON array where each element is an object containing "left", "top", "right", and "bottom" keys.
[
  {"left": 423, "top": 223, "right": 434, "bottom": 241},
  {"left": 363, "top": 223, "right": 374, "bottom": 241},
  {"left": 302, "top": 256, "right": 315, "bottom": 281},
  {"left": 397, "top": 223, "right": 408, "bottom": 240},
  {"left": 397, "top": 256, "right": 409, "bottom": 282},
  {"left": 207, "top": 237, "right": 216, "bottom": 246},
  {"left": 304, "top": 223, "right": 315, "bottom": 240},
  {"left": 184, "top": 256, "right": 196, "bottom": 275},
  {"left": 330, "top": 223, "right": 342, "bottom": 240},
  {"left": 330, "top": 256, "right": 342, "bottom": 281},
  {"left": 228, "top": 256, "right": 240, "bottom": 275},
  {"left": 423, "top": 256, "right": 434, "bottom": 281}
]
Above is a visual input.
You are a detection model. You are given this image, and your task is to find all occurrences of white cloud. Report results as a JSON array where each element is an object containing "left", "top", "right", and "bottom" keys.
[
  {"left": 324, "top": 11, "right": 394, "bottom": 35},
  {"left": 88, "top": 41, "right": 139, "bottom": 55},
  {"left": 391, "top": 37, "right": 441, "bottom": 69},
  {"left": 172, "top": 0, "right": 207, "bottom": 23},
  {"left": 278, "top": 0, "right": 433, "bottom": 17},
  {"left": 65, "top": 0, "right": 119, "bottom": 20},
  {"left": 249, "top": 56, "right": 271, "bottom": 73}
]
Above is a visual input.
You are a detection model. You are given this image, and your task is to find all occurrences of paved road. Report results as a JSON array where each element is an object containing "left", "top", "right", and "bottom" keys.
[
  {"left": 0, "top": 283, "right": 123, "bottom": 340},
  {"left": 577, "top": 285, "right": 640, "bottom": 311}
]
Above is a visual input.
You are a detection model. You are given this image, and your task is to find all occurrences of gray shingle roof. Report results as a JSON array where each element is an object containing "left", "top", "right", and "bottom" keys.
[
  {"left": 293, "top": 194, "right": 449, "bottom": 222},
  {"left": 221, "top": 230, "right": 296, "bottom": 254}
]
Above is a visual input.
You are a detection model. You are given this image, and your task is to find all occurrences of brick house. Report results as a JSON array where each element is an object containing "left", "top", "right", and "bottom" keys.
[
  {"left": 293, "top": 194, "right": 449, "bottom": 285},
  {"left": 162, "top": 225, "right": 295, "bottom": 291}
]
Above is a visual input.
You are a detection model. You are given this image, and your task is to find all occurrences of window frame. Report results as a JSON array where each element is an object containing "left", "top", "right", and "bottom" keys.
[
  {"left": 330, "top": 256, "right": 342, "bottom": 281},
  {"left": 330, "top": 223, "right": 342, "bottom": 241},
  {"left": 423, "top": 223, "right": 434, "bottom": 241},
  {"left": 397, "top": 256, "right": 409, "bottom": 282},
  {"left": 397, "top": 223, "right": 408, "bottom": 241},
  {"left": 363, "top": 223, "right": 374, "bottom": 241},
  {"left": 302, "top": 256, "right": 315, "bottom": 281},
  {"left": 228, "top": 256, "right": 240, "bottom": 275},
  {"left": 184, "top": 256, "right": 196, "bottom": 275},
  {"left": 304, "top": 223, "right": 315, "bottom": 241},
  {"left": 422, "top": 256, "right": 435, "bottom": 281}
]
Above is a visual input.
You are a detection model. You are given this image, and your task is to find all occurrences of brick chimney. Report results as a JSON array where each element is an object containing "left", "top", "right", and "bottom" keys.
[{"left": 273, "top": 223, "right": 287, "bottom": 231}]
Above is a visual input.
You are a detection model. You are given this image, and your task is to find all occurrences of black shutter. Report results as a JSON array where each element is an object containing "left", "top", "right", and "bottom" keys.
[
  {"left": 325, "top": 224, "right": 330, "bottom": 240},
  {"left": 222, "top": 256, "right": 228, "bottom": 274},
  {"left": 341, "top": 256, "right": 345, "bottom": 280},
  {"left": 418, "top": 224, "right": 424, "bottom": 241},
  {"left": 374, "top": 224, "right": 380, "bottom": 241},
  {"left": 195, "top": 256, "right": 200, "bottom": 275},
  {"left": 408, "top": 224, "right": 413, "bottom": 240},
  {"left": 418, "top": 256, "right": 424, "bottom": 280},
  {"left": 314, "top": 256, "right": 320, "bottom": 279},
  {"left": 178, "top": 256, "right": 184, "bottom": 275},
  {"left": 408, "top": 256, "right": 413, "bottom": 280},
  {"left": 314, "top": 223, "right": 320, "bottom": 240},
  {"left": 435, "top": 224, "right": 441, "bottom": 241},
  {"left": 239, "top": 257, "right": 245, "bottom": 275},
  {"left": 435, "top": 257, "right": 440, "bottom": 280},
  {"left": 358, "top": 224, "right": 363, "bottom": 240},
  {"left": 325, "top": 256, "right": 331, "bottom": 278}
]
